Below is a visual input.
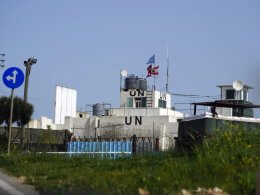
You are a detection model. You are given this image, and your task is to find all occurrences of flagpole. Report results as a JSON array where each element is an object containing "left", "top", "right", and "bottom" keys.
[
  {"left": 120, "top": 69, "right": 122, "bottom": 108},
  {"left": 120, "top": 69, "right": 122, "bottom": 91},
  {"left": 153, "top": 54, "right": 155, "bottom": 91},
  {"left": 166, "top": 45, "right": 169, "bottom": 92}
]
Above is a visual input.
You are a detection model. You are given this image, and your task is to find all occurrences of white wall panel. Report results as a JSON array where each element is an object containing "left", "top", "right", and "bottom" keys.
[{"left": 55, "top": 85, "right": 77, "bottom": 124}]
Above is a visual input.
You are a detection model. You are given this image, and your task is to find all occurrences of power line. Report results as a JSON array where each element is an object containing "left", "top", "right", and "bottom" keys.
[{"left": 171, "top": 92, "right": 219, "bottom": 98}]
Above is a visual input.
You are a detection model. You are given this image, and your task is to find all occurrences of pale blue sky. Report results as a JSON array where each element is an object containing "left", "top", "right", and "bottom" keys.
[{"left": 1, "top": 0, "right": 260, "bottom": 118}]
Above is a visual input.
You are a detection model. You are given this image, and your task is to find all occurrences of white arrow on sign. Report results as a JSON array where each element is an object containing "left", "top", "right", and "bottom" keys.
[{"left": 6, "top": 70, "right": 18, "bottom": 84}]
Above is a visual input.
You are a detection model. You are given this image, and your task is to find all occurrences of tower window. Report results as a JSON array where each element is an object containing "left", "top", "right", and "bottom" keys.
[
  {"left": 226, "top": 90, "right": 235, "bottom": 99},
  {"left": 127, "top": 97, "right": 133, "bottom": 107},
  {"left": 158, "top": 99, "right": 166, "bottom": 108},
  {"left": 243, "top": 91, "right": 247, "bottom": 101}
]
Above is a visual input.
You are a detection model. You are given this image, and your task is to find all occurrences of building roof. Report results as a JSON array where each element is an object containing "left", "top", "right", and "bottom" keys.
[
  {"left": 192, "top": 100, "right": 260, "bottom": 109},
  {"left": 216, "top": 85, "right": 253, "bottom": 89}
]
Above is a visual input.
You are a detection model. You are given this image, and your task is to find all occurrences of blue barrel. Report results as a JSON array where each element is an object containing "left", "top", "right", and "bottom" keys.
[
  {"left": 110, "top": 142, "right": 114, "bottom": 159},
  {"left": 67, "top": 142, "right": 72, "bottom": 152},
  {"left": 81, "top": 142, "right": 86, "bottom": 152},
  {"left": 77, "top": 142, "right": 81, "bottom": 152},
  {"left": 72, "top": 142, "right": 77, "bottom": 152}
]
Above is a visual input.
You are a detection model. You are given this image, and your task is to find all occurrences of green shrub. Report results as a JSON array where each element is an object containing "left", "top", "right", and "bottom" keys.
[{"left": 0, "top": 126, "right": 259, "bottom": 194}]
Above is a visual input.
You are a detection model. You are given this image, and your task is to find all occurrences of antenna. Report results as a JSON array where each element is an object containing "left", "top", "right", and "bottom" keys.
[
  {"left": 0, "top": 53, "right": 5, "bottom": 68},
  {"left": 233, "top": 80, "right": 244, "bottom": 91},
  {"left": 166, "top": 45, "right": 169, "bottom": 92}
]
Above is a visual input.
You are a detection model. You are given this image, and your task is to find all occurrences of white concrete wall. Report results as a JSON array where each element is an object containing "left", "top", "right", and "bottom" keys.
[
  {"left": 109, "top": 107, "right": 183, "bottom": 118},
  {"left": 153, "top": 91, "right": 171, "bottom": 108},
  {"left": 28, "top": 120, "right": 39, "bottom": 129},
  {"left": 76, "top": 111, "right": 89, "bottom": 118},
  {"left": 29, "top": 108, "right": 183, "bottom": 150},
  {"left": 69, "top": 114, "right": 180, "bottom": 150},
  {"left": 28, "top": 116, "right": 56, "bottom": 130},
  {"left": 39, "top": 116, "right": 56, "bottom": 129},
  {"left": 216, "top": 107, "right": 232, "bottom": 117}
]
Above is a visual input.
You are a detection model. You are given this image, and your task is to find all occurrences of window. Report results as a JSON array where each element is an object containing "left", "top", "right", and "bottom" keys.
[
  {"left": 158, "top": 99, "right": 166, "bottom": 108},
  {"left": 135, "top": 97, "right": 146, "bottom": 108},
  {"left": 232, "top": 108, "right": 253, "bottom": 118},
  {"left": 141, "top": 97, "right": 146, "bottom": 107},
  {"left": 135, "top": 98, "right": 141, "bottom": 108},
  {"left": 127, "top": 97, "right": 133, "bottom": 107},
  {"left": 232, "top": 108, "right": 243, "bottom": 117},
  {"left": 243, "top": 91, "right": 247, "bottom": 101},
  {"left": 226, "top": 89, "right": 235, "bottom": 99}
]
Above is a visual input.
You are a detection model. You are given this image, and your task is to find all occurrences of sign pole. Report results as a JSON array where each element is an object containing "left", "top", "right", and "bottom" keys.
[
  {"left": 7, "top": 88, "right": 14, "bottom": 155},
  {"left": 3, "top": 67, "right": 25, "bottom": 155}
]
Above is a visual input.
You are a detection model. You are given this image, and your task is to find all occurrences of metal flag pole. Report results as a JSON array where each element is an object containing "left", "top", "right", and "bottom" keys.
[
  {"left": 153, "top": 55, "right": 156, "bottom": 91},
  {"left": 120, "top": 69, "right": 122, "bottom": 91},
  {"left": 120, "top": 69, "right": 122, "bottom": 106},
  {"left": 166, "top": 45, "right": 169, "bottom": 92}
]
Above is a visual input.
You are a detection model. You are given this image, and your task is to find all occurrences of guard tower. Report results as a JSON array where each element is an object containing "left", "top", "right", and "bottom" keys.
[
  {"left": 192, "top": 81, "right": 259, "bottom": 118},
  {"left": 218, "top": 81, "right": 252, "bottom": 101},
  {"left": 120, "top": 75, "right": 171, "bottom": 109},
  {"left": 216, "top": 80, "right": 254, "bottom": 117}
]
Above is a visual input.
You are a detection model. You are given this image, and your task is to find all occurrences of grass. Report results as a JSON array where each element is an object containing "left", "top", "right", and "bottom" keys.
[{"left": 0, "top": 126, "right": 259, "bottom": 194}]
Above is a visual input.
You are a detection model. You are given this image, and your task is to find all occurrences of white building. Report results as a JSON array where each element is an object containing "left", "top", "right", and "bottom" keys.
[
  {"left": 61, "top": 75, "right": 184, "bottom": 150},
  {"left": 29, "top": 75, "right": 184, "bottom": 149},
  {"left": 28, "top": 78, "right": 260, "bottom": 150}
]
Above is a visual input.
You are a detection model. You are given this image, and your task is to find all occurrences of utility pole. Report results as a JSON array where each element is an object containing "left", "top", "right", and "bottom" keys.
[{"left": 21, "top": 57, "right": 37, "bottom": 150}]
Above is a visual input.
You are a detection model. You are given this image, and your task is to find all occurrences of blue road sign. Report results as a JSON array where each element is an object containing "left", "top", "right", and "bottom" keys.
[{"left": 2, "top": 67, "right": 24, "bottom": 89}]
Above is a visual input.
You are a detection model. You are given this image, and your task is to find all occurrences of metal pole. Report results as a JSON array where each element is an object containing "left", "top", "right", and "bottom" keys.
[
  {"left": 153, "top": 56, "right": 156, "bottom": 91},
  {"left": 120, "top": 70, "right": 122, "bottom": 92},
  {"left": 24, "top": 61, "right": 31, "bottom": 101},
  {"left": 166, "top": 45, "right": 169, "bottom": 92},
  {"left": 7, "top": 89, "right": 14, "bottom": 155},
  {"left": 153, "top": 75, "right": 155, "bottom": 91},
  {"left": 21, "top": 58, "right": 36, "bottom": 150},
  {"left": 120, "top": 70, "right": 122, "bottom": 107},
  {"left": 21, "top": 62, "right": 30, "bottom": 150}
]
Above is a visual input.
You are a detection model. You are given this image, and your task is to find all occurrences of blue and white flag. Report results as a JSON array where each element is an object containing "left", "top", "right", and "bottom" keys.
[{"left": 146, "top": 54, "right": 155, "bottom": 64}]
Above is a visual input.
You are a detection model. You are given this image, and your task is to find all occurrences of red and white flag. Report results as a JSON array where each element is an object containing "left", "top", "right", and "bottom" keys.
[{"left": 147, "top": 65, "right": 159, "bottom": 77}]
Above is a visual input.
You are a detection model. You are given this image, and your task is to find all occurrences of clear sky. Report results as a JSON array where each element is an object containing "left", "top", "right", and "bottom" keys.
[{"left": 1, "top": 0, "right": 260, "bottom": 118}]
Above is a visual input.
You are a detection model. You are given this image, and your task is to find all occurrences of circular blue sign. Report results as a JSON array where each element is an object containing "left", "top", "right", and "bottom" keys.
[{"left": 2, "top": 67, "right": 24, "bottom": 89}]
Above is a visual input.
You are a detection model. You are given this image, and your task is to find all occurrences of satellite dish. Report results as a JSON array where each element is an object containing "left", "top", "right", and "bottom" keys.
[
  {"left": 233, "top": 80, "right": 244, "bottom": 91},
  {"left": 120, "top": 69, "right": 128, "bottom": 77}
]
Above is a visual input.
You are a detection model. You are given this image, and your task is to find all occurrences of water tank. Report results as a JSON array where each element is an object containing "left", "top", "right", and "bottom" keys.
[
  {"left": 93, "top": 103, "right": 105, "bottom": 116},
  {"left": 125, "top": 76, "right": 138, "bottom": 89},
  {"left": 138, "top": 79, "right": 147, "bottom": 91}
]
